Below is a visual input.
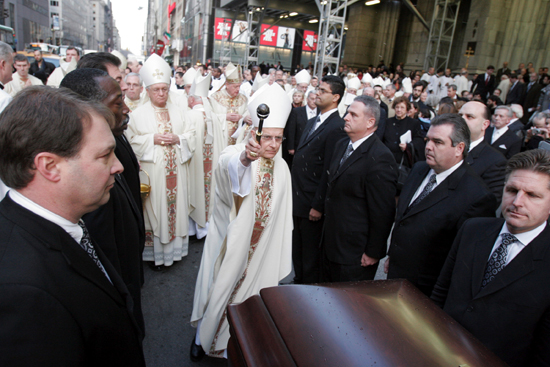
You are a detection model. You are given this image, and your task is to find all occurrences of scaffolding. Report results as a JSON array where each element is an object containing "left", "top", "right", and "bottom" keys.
[
  {"left": 244, "top": 6, "right": 265, "bottom": 67},
  {"left": 424, "top": 0, "right": 461, "bottom": 72},
  {"left": 313, "top": 0, "right": 348, "bottom": 78}
]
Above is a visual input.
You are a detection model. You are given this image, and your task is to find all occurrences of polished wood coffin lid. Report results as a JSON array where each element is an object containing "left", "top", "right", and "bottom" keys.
[{"left": 227, "top": 279, "right": 507, "bottom": 367}]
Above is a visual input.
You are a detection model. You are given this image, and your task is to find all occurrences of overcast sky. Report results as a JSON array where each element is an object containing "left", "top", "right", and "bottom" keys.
[{"left": 111, "top": 0, "right": 149, "bottom": 56}]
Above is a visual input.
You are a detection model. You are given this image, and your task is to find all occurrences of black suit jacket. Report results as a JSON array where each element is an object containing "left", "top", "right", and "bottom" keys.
[
  {"left": 83, "top": 173, "right": 145, "bottom": 334},
  {"left": 0, "top": 196, "right": 145, "bottom": 366},
  {"left": 387, "top": 161, "right": 496, "bottom": 296},
  {"left": 115, "top": 134, "right": 143, "bottom": 212},
  {"left": 471, "top": 73, "right": 496, "bottom": 98},
  {"left": 466, "top": 142, "right": 507, "bottom": 203},
  {"left": 375, "top": 106, "right": 387, "bottom": 139},
  {"left": 432, "top": 218, "right": 550, "bottom": 367},
  {"left": 286, "top": 106, "right": 318, "bottom": 151},
  {"left": 484, "top": 126, "right": 522, "bottom": 159},
  {"left": 523, "top": 82, "right": 544, "bottom": 123},
  {"left": 323, "top": 135, "right": 397, "bottom": 264},
  {"left": 291, "top": 111, "right": 346, "bottom": 218},
  {"left": 29, "top": 60, "right": 56, "bottom": 84},
  {"left": 506, "top": 81, "right": 525, "bottom": 105}
]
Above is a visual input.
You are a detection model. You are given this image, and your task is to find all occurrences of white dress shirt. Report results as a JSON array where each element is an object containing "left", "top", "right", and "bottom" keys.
[
  {"left": 489, "top": 222, "right": 547, "bottom": 266},
  {"left": 469, "top": 136, "right": 484, "bottom": 152},
  {"left": 306, "top": 105, "right": 317, "bottom": 120},
  {"left": 312, "top": 107, "right": 338, "bottom": 132},
  {"left": 491, "top": 126, "right": 509, "bottom": 144},
  {"left": 410, "top": 160, "right": 463, "bottom": 204}
]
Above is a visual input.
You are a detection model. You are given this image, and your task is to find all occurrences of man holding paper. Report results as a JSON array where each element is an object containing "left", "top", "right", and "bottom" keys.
[{"left": 386, "top": 113, "right": 497, "bottom": 296}]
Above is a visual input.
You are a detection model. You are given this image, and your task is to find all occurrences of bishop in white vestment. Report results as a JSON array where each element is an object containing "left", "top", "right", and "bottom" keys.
[
  {"left": 190, "top": 84, "right": 293, "bottom": 359},
  {"left": 126, "top": 54, "right": 196, "bottom": 267}
]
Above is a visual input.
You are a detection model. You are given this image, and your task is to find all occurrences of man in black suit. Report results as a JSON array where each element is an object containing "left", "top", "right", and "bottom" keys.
[
  {"left": 459, "top": 101, "right": 507, "bottom": 202},
  {"left": 432, "top": 149, "right": 550, "bottom": 367},
  {"left": 29, "top": 49, "right": 55, "bottom": 84},
  {"left": 61, "top": 68, "right": 146, "bottom": 335},
  {"left": 321, "top": 95, "right": 397, "bottom": 282},
  {"left": 523, "top": 71, "right": 544, "bottom": 124},
  {"left": 386, "top": 114, "right": 496, "bottom": 296},
  {"left": 285, "top": 90, "right": 318, "bottom": 166},
  {"left": 505, "top": 72, "right": 525, "bottom": 105},
  {"left": 0, "top": 87, "right": 145, "bottom": 365},
  {"left": 484, "top": 105, "right": 522, "bottom": 159},
  {"left": 495, "top": 61, "right": 510, "bottom": 83},
  {"left": 291, "top": 75, "right": 347, "bottom": 284},
  {"left": 471, "top": 65, "right": 496, "bottom": 100}
]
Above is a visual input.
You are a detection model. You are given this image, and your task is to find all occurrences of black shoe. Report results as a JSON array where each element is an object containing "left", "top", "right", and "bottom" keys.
[
  {"left": 147, "top": 262, "right": 164, "bottom": 271},
  {"left": 190, "top": 338, "right": 205, "bottom": 362}
]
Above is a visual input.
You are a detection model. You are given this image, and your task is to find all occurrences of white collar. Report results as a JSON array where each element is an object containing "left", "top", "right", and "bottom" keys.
[
  {"left": 318, "top": 108, "right": 338, "bottom": 124},
  {"left": 430, "top": 160, "right": 464, "bottom": 185},
  {"left": 469, "top": 137, "right": 484, "bottom": 151},
  {"left": 9, "top": 190, "right": 83, "bottom": 243},
  {"left": 350, "top": 132, "right": 374, "bottom": 150},
  {"left": 501, "top": 221, "right": 547, "bottom": 247}
]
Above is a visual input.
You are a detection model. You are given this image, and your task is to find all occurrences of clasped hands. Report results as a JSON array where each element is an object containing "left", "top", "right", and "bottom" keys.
[{"left": 154, "top": 133, "right": 179, "bottom": 146}]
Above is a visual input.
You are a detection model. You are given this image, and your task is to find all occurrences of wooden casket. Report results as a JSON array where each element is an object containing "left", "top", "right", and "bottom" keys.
[{"left": 226, "top": 279, "right": 507, "bottom": 367}]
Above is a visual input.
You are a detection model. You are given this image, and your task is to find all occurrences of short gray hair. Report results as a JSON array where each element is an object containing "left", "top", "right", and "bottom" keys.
[
  {"left": 449, "top": 84, "right": 457, "bottom": 91},
  {"left": 307, "top": 90, "right": 317, "bottom": 98},
  {"left": 125, "top": 72, "right": 142, "bottom": 84},
  {"left": 353, "top": 95, "right": 380, "bottom": 127},
  {"left": 0, "top": 41, "right": 12, "bottom": 62},
  {"left": 510, "top": 104, "right": 523, "bottom": 119},
  {"left": 495, "top": 105, "right": 513, "bottom": 117}
]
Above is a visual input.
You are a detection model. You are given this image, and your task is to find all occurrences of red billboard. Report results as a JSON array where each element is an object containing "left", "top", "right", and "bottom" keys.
[
  {"left": 214, "top": 18, "right": 232, "bottom": 40},
  {"left": 303, "top": 30, "right": 318, "bottom": 52},
  {"left": 260, "top": 24, "right": 278, "bottom": 47}
]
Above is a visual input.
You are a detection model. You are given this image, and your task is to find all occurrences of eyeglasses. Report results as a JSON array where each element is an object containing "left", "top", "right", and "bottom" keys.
[
  {"left": 315, "top": 87, "right": 333, "bottom": 95},
  {"left": 260, "top": 135, "right": 285, "bottom": 143},
  {"left": 149, "top": 87, "right": 169, "bottom": 94}
]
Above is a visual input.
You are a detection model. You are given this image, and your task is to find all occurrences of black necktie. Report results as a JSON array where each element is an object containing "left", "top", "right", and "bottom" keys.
[
  {"left": 307, "top": 115, "right": 321, "bottom": 139},
  {"left": 482, "top": 233, "right": 518, "bottom": 288},
  {"left": 78, "top": 220, "right": 110, "bottom": 280},
  {"left": 339, "top": 144, "right": 354, "bottom": 167},
  {"left": 409, "top": 174, "right": 437, "bottom": 209}
]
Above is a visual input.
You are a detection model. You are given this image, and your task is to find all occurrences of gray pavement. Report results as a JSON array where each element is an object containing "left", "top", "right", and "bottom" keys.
[
  {"left": 141, "top": 237, "right": 388, "bottom": 366},
  {"left": 141, "top": 238, "right": 227, "bottom": 367}
]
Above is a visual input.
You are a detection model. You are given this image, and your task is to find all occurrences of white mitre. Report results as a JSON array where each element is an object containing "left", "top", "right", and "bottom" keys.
[
  {"left": 190, "top": 71, "right": 211, "bottom": 97},
  {"left": 225, "top": 62, "right": 242, "bottom": 84},
  {"left": 402, "top": 77, "right": 413, "bottom": 93},
  {"left": 140, "top": 54, "right": 171, "bottom": 87},
  {"left": 372, "top": 76, "right": 385, "bottom": 88},
  {"left": 347, "top": 77, "right": 361, "bottom": 90},
  {"left": 248, "top": 84, "right": 291, "bottom": 129},
  {"left": 362, "top": 73, "right": 373, "bottom": 86},
  {"left": 295, "top": 69, "right": 311, "bottom": 85},
  {"left": 111, "top": 50, "right": 127, "bottom": 70},
  {"left": 183, "top": 68, "right": 197, "bottom": 86},
  {"left": 252, "top": 72, "right": 269, "bottom": 92}
]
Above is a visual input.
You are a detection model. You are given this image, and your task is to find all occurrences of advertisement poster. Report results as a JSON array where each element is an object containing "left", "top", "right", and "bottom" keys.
[
  {"left": 232, "top": 20, "right": 248, "bottom": 43},
  {"left": 260, "top": 24, "right": 278, "bottom": 47},
  {"left": 303, "top": 30, "right": 318, "bottom": 52},
  {"left": 277, "top": 27, "right": 295, "bottom": 49},
  {"left": 214, "top": 18, "right": 232, "bottom": 40}
]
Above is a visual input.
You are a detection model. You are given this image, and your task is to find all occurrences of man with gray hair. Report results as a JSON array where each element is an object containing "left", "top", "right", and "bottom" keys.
[
  {"left": 484, "top": 105, "right": 522, "bottom": 159},
  {"left": 381, "top": 83, "right": 397, "bottom": 117},
  {"left": 321, "top": 95, "right": 397, "bottom": 282},
  {"left": 124, "top": 72, "right": 145, "bottom": 111},
  {"left": 508, "top": 103, "right": 525, "bottom": 140},
  {"left": 363, "top": 86, "right": 387, "bottom": 138}
]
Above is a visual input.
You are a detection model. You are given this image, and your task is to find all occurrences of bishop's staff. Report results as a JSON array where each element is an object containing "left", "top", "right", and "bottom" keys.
[{"left": 255, "top": 103, "right": 270, "bottom": 143}]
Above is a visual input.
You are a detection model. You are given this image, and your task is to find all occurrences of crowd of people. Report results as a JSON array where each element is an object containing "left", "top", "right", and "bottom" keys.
[{"left": 0, "top": 39, "right": 549, "bottom": 367}]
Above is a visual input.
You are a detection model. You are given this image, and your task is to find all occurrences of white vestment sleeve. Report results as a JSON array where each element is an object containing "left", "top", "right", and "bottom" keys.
[
  {"left": 227, "top": 152, "right": 252, "bottom": 197},
  {"left": 176, "top": 110, "right": 197, "bottom": 164}
]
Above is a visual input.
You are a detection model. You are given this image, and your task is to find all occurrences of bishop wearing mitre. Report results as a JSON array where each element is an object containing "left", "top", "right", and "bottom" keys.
[
  {"left": 126, "top": 54, "right": 196, "bottom": 268},
  {"left": 209, "top": 63, "right": 251, "bottom": 146},
  {"left": 190, "top": 83, "right": 293, "bottom": 360}
]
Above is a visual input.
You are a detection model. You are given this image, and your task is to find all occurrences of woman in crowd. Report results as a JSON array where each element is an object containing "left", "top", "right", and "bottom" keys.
[{"left": 382, "top": 96, "right": 425, "bottom": 169}]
